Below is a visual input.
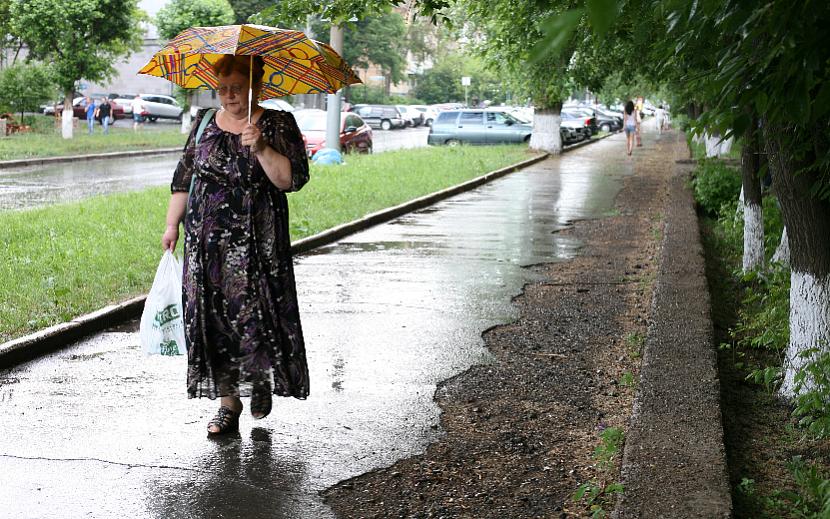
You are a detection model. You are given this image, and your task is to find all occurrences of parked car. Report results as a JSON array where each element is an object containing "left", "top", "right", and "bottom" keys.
[
  {"left": 562, "top": 108, "right": 598, "bottom": 136},
  {"left": 347, "top": 104, "right": 405, "bottom": 130},
  {"left": 113, "top": 93, "right": 183, "bottom": 121},
  {"left": 560, "top": 117, "right": 590, "bottom": 142},
  {"left": 412, "top": 105, "right": 440, "bottom": 126},
  {"left": 259, "top": 99, "right": 295, "bottom": 112},
  {"left": 397, "top": 105, "right": 424, "bottom": 127},
  {"left": 427, "top": 108, "right": 532, "bottom": 146},
  {"left": 295, "top": 109, "right": 373, "bottom": 157},
  {"left": 55, "top": 97, "right": 126, "bottom": 123},
  {"left": 560, "top": 124, "right": 581, "bottom": 145}
]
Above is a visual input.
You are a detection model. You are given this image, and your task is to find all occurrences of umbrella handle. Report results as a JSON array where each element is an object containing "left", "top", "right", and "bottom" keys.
[{"left": 248, "top": 56, "right": 253, "bottom": 125}]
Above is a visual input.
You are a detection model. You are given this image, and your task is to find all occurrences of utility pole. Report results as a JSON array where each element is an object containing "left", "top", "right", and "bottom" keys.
[{"left": 325, "top": 23, "right": 344, "bottom": 153}]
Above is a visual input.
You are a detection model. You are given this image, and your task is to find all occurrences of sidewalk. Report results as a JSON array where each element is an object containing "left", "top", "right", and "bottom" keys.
[
  {"left": 0, "top": 134, "right": 605, "bottom": 368},
  {"left": 321, "top": 126, "right": 733, "bottom": 518},
  {"left": 0, "top": 127, "right": 732, "bottom": 518}
]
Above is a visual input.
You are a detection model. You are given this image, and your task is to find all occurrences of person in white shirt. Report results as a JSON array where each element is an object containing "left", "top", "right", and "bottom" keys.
[
  {"left": 131, "top": 94, "right": 146, "bottom": 132},
  {"left": 655, "top": 105, "right": 666, "bottom": 135}
]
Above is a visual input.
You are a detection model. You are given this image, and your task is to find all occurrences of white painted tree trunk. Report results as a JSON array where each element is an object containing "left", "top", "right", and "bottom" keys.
[
  {"left": 181, "top": 111, "right": 192, "bottom": 134},
  {"left": 772, "top": 227, "right": 789, "bottom": 265},
  {"left": 781, "top": 271, "right": 830, "bottom": 396},
  {"left": 719, "top": 136, "right": 733, "bottom": 156},
  {"left": 529, "top": 112, "right": 562, "bottom": 155},
  {"left": 736, "top": 186, "right": 745, "bottom": 215},
  {"left": 705, "top": 133, "right": 721, "bottom": 157},
  {"left": 61, "top": 95, "right": 73, "bottom": 139},
  {"left": 742, "top": 200, "right": 765, "bottom": 273}
]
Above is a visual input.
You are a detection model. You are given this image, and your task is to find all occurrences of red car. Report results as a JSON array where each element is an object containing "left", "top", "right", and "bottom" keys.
[
  {"left": 295, "top": 110, "right": 373, "bottom": 157},
  {"left": 56, "top": 97, "right": 125, "bottom": 123}
]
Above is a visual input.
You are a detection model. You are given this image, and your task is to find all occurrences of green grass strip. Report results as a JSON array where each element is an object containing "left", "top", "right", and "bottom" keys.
[
  {"left": 0, "top": 115, "right": 187, "bottom": 161},
  {"left": 0, "top": 144, "right": 532, "bottom": 342}
]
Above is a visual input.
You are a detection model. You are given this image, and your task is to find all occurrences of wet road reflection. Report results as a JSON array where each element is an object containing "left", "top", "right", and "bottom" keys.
[
  {"left": 0, "top": 154, "right": 179, "bottom": 210},
  {"left": 1, "top": 134, "right": 634, "bottom": 518}
]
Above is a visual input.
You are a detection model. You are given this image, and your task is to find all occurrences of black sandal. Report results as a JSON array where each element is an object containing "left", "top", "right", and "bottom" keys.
[
  {"left": 251, "top": 389, "right": 272, "bottom": 420},
  {"left": 207, "top": 406, "right": 241, "bottom": 435}
]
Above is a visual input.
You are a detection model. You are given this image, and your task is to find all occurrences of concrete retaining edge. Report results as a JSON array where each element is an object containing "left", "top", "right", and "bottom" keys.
[
  {"left": 0, "top": 135, "right": 608, "bottom": 370},
  {"left": 612, "top": 143, "right": 731, "bottom": 517}
]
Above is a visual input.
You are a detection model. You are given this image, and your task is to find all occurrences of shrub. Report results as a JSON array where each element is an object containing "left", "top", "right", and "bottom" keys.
[{"left": 691, "top": 159, "right": 742, "bottom": 215}]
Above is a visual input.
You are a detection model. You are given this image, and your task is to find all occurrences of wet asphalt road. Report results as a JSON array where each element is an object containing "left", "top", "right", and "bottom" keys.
[{"left": 1, "top": 131, "right": 635, "bottom": 518}]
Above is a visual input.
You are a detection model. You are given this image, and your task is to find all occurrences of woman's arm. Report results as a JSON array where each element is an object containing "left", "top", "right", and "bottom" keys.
[{"left": 162, "top": 192, "right": 188, "bottom": 252}]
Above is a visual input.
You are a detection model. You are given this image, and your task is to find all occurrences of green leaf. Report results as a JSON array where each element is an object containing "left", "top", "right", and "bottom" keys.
[
  {"left": 755, "top": 91, "right": 768, "bottom": 114},
  {"left": 785, "top": 80, "right": 811, "bottom": 126},
  {"left": 812, "top": 82, "right": 830, "bottom": 120},
  {"left": 729, "top": 113, "right": 752, "bottom": 141},
  {"left": 529, "top": 9, "right": 584, "bottom": 64},
  {"left": 586, "top": 0, "right": 618, "bottom": 38}
]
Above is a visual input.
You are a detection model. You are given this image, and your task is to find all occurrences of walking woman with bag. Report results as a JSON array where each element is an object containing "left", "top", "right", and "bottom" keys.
[{"left": 161, "top": 54, "right": 310, "bottom": 435}]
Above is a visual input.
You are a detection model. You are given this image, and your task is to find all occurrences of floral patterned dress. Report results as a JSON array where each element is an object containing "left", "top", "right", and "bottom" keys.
[{"left": 171, "top": 108, "right": 310, "bottom": 400}]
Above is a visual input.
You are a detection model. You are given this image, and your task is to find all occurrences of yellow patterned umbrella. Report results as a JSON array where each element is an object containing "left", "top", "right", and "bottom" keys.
[{"left": 138, "top": 24, "right": 362, "bottom": 100}]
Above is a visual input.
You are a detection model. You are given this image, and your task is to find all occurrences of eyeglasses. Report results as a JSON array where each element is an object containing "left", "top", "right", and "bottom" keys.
[{"left": 216, "top": 85, "right": 246, "bottom": 96}]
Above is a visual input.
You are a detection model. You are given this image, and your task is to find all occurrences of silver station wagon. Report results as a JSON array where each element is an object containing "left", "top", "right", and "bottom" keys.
[{"left": 427, "top": 109, "right": 532, "bottom": 146}]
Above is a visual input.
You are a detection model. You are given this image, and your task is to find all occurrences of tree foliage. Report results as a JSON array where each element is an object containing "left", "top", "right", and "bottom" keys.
[
  {"left": 0, "top": 0, "right": 23, "bottom": 70},
  {"left": 11, "top": 0, "right": 145, "bottom": 96},
  {"left": 309, "top": 11, "right": 409, "bottom": 91},
  {"left": 252, "top": 0, "right": 450, "bottom": 27},
  {"left": 0, "top": 61, "right": 54, "bottom": 119},
  {"left": 227, "top": 0, "right": 272, "bottom": 24},
  {"left": 414, "top": 51, "right": 504, "bottom": 106},
  {"left": 155, "top": 0, "right": 236, "bottom": 41}
]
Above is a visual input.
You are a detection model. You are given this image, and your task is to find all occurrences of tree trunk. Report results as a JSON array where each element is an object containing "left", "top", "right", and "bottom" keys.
[
  {"left": 772, "top": 227, "right": 789, "bottom": 265},
  {"left": 762, "top": 116, "right": 830, "bottom": 397},
  {"left": 181, "top": 111, "right": 192, "bottom": 134},
  {"left": 61, "top": 91, "right": 73, "bottom": 139},
  {"left": 741, "top": 122, "right": 764, "bottom": 273},
  {"left": 704, "top": 127, "right": 722, "bottom": 157},
  {"left": 529, "top": 105, "right": 562, "bottom": 155}
]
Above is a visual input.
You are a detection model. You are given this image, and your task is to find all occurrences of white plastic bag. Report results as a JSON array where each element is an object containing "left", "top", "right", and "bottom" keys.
[{"left": 140, "top": 250, "right": 186, "bottom": 356}]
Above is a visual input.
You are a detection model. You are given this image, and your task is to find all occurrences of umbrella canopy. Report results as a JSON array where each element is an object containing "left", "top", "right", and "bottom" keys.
[{"left": 138, "top": 24, "right": 362, "bottom": 100}]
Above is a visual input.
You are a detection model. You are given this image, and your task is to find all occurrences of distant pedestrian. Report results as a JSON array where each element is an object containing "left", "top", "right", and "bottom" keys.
[
  {"left": 95, "top": 98, "right": 112, "bottom": 135},
  {"left": 84, "top": 98, "right": 96, "bottom": 135},
  {"left": 623, "top": 100, "right": 639, "bottom": 155},
  {"left": 655, "top": 105, "right": 666, "bottom": 135},
  {"left": 131, "top": 94, "right": 146, "bottom": 131}
]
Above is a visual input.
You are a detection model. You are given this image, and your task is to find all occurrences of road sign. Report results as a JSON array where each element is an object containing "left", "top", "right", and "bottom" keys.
[{"left": 461, "top": 77, "right": 470, "bottom": 86}]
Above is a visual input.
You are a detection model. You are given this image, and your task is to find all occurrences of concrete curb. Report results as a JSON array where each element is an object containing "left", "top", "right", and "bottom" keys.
[
  {"left": 0, "top": 296, "right": 146, "bottom": 368},
  {"left": 0, "top": 147, "right": 182, "bottom": 170},
  {"left": 613, "top": 144, "right": 732, "bottom": 517},
  {"left": 0, "top": 135, "right": 608, "bottom": 369}
]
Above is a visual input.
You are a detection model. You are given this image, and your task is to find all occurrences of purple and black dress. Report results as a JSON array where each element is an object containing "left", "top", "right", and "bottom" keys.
[{"left": 171, "top": 108, "right": 310, "bottom": 400}]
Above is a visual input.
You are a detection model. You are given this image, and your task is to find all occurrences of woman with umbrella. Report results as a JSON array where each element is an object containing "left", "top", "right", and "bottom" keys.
[{"left": 161, "top": 53, "right": 310, "bottom": 435}]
